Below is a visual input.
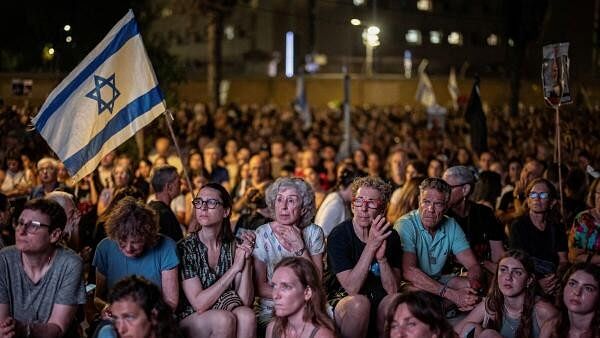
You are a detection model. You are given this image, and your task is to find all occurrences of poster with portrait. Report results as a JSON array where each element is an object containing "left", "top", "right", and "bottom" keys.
[{"left": 542, "top": 42, "right": 572, "bottom": 106}]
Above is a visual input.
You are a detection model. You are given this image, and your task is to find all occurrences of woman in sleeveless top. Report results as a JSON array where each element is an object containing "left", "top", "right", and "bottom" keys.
[
  {"left": 539, "top": 263, "right": 600, "bottom": 338},
  {"left": 266, "top": 257, "right": 335, "bottom": 338},
  {"left": 177, "top": 183, "right": 256, "bottom": 338},
  {"left": 455, "top": 250, "right": 557, "bottom": 338}
]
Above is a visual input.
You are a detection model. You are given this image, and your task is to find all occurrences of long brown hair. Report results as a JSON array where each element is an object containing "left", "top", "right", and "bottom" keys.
[
  {"left": 551, "top": 263, "right": 600, "bottom": 338},
  {"left": 485, "top": 250, "right": 537, "bottom": 338},
  {"left": 387, "top": 176, "right": 425, "bottom": 222},
  {"left": 271, "top": 257, "right": 335, "bottom": 337}
]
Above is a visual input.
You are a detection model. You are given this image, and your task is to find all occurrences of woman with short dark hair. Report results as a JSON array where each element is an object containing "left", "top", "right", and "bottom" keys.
[{"left": 97, "top": 276, "right": 183, "bottom": 338}]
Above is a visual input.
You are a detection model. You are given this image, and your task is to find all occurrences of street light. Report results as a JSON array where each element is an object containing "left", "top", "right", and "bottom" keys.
[{"left": 362, "top": 25, "right": 380, "bottom": 76}]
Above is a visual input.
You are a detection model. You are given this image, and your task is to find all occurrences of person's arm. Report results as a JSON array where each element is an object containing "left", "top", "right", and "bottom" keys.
[
  {"left": 235, "top": 232, "right": 255, "bottom": 306},
  {"left": 375, "top": 240, "right": 399, "bottom": 295},
  {"left": 454, "top": 301, "right": 486, "bottom": 336},
  {"left": 402, "top": 252, "right": 478, "bottom": 310},
  {"left": 336, "top": 215, "right": 391, "bottom": 295},
  {"left": 96, "top": 189, "right": 111, "bottom": 216},
  {"left": 182, "top": 248, "right": 246, "bottom": 313},
  {"left": 0, "top": 304, "right": 8, "bottom": 321},
  {"left": 455, "top": 249, "right": 483, "bottom": 287},
  {"left": 534, "top": 300, "right": 558, "bottom": 328},
  {"left": 94, "top": 270, "right": 109, "bottom": 313},
  {"left": 310, "top": 253, "right": 324, "bottom": 279},
  {"left": 538, "top": 317, "right": 558, "bottom": 338},
  {"left": 29, "top": 304, "right": 78, "bottom": 338},
  {"left": 253, "top": 259, "right": 273, "bottom": 299},
  {"left": 86, "top": 175, "right": 99, "bottom": 205},
  {"left": 161, "top": 267, "right": 179, "bottom": 311},
  {"left": 572, "top": 248, "right": 600, "bottom": 265}
]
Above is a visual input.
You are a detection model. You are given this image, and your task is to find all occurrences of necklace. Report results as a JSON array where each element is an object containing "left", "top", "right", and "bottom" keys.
[{"left": 288, "top": 322, "right": 307, "bottom": 338}]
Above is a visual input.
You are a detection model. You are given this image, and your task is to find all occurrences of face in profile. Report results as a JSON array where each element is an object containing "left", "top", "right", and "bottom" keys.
[
  {"left": 272, "top": 266, "right": 310, "bottom": 318},
  {"left": 389, "top": 303, "right": 437, "bottom": 338},
  {"left": 111, "top": 297, "right": 154, "bottom": 338},
  {"left": 563, "top": 270, "right": 599, "bottom": 315}
]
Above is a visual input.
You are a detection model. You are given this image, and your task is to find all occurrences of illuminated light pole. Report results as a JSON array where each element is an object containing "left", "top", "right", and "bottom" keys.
[{"left": 362, "top": 25, "right": 380, "bottom": 76}]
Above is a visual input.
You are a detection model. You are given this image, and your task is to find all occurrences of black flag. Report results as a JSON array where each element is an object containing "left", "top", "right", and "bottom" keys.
[{"left": 465, "top": 76, "right": 488, "bottom": 154}]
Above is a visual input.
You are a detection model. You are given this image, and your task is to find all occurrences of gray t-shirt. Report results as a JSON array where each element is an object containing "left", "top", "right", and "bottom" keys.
[{"left": 0, "top": 246, "right": 86, "bottom": 324}]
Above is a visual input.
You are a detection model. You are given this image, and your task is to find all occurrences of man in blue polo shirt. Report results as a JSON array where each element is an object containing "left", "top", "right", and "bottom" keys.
[{"left": 394, "top": 177, "right": 482, "bottom": 312}]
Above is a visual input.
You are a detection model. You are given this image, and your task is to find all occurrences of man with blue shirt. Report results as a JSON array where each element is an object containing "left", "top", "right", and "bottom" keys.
[{"left": 395, "top": 177, "right": 482, "bottom": 312}]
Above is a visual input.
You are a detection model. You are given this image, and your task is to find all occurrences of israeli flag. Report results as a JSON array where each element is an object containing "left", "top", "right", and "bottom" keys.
[{"left": 32, "top": 10, "right": 165, "bottom": 182}]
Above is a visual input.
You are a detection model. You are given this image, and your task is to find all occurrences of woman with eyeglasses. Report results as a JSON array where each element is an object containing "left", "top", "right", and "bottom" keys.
[
  {"left": 177, "top": 183, "right": 256, "bottom": 338},
  {"left": 325, "top": 176, "right": 401, "bottom": 338},
  {"left": 539, "top": 263, "right": 600, "bottom": 338},
  {"left": 509, "top": 178, "right": 568, "bottom": 297},
  {"left": 93, "top": 197, "right": 179, "bottom": 318},
  {"left": 455, "top": 250, "right": 557, "bottom": 338},
  {"left": 253, "top": 177, "right": 325, "bottom": 330},
  {"left": 569, "top": 177, "right": 600, "bottom": 266},
  {"left": 266, "top": 257, "right": 335, "bottom": 338}
]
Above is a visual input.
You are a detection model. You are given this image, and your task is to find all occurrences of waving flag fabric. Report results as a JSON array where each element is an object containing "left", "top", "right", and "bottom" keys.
[{"left": 32, "top": 10, "right": 165, "bottom": 182}]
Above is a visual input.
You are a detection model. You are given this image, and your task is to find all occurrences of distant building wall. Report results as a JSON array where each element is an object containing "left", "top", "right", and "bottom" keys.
[{"left": 1, "top": 72, "right": 598, "bottom": 111}]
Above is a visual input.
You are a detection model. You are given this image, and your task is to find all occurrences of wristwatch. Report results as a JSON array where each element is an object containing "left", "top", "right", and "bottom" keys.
[{"left": 294, "top": 247, "right": 305, "bottom": 256}]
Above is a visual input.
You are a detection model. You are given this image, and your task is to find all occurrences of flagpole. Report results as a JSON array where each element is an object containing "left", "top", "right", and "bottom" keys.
[
  {"left": 554, "top": 105, "right": 565, "bottom": 222},
  {"left": 163, "top": 110, "right": 193, "bottom": 196},
  {"left": 343, "top": 66, "right": 351, "bottom": 158}
]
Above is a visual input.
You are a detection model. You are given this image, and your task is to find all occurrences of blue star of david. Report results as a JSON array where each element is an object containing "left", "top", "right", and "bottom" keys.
[{"left": 85, "top": 74, "right": 120, "bottom": 114}]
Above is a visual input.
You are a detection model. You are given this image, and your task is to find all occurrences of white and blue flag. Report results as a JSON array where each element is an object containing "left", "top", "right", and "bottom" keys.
[{"left": 32, "top": 10, "right": 165, "bottom": 182}]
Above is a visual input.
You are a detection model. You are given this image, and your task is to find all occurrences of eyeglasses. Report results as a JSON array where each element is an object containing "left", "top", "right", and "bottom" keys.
[
  {"left": 192, "top": 198, "right": 223, "bottom": 209},
  {"left": 14, "top": 219, "right": 50, "bottom": 234},
  {"left": 449, "top": 182, "right": 469, "bottom": 189},
  {"left": 38, "top": 166, "right": 56, "bottom": 173},
  {"left": 352, "top": 197, "right": 382, "bottom": 209},
  {"left": 275, "top": 195, "right": 301, "bottom": 207},
  {"left": 528, "top": 192, "right": 550, "bottom": 200}
]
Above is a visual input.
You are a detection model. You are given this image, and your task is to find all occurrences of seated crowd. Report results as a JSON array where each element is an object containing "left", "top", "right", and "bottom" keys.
[{"left": 0, "top": 101, "right": 599, "bottom": 338}]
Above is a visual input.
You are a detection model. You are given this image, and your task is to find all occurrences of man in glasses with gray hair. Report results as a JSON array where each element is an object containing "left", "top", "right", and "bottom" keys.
[
  {"left": 326, "top": 176, "right": 402, "bottom": 338},
  {"left": 0, "top": 198, "right": 85, "bottom": 338}
]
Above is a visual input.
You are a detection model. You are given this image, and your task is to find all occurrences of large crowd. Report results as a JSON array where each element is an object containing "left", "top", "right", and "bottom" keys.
[{"left": 0, "top": 100, "right": 599, "bottom": 338}]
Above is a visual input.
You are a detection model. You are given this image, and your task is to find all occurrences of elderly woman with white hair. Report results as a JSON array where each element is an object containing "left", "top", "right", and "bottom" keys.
[{"left": 253, "top": 177, "right": 325, "bottom": 329}]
